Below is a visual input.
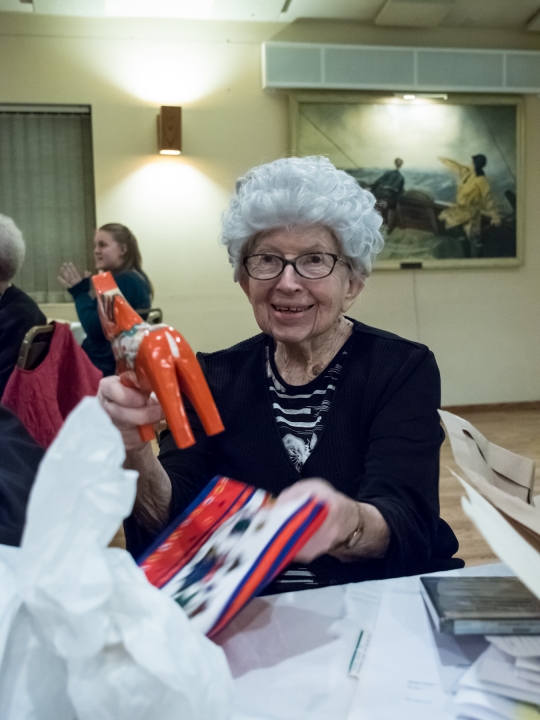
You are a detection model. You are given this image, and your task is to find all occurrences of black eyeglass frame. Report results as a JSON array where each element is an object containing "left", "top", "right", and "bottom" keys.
[{"left": 242, "top": 252, "right": 351, "bottom": 280}]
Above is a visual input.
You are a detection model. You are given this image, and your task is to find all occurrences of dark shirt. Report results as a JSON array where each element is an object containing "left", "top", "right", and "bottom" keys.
[
  {"left": 0, "top": 403, "right": 44, "bottom": 546},
  {"left": 125, "top": 320, "right": 462, "bottom": 586},
  {"left": 0, "top": 285, "right": 47, "bottom": 398},
  {"left": 68, "top": 270, "right": 152, "bottom": 377}
]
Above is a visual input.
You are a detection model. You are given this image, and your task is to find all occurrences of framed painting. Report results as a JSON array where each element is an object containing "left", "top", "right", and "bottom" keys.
[{"left": 290, "top": 93, "right": 524, "bottom": 270}]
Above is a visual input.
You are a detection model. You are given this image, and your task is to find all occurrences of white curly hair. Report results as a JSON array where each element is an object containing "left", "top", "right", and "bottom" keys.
[
  {"left": 220, "top": 156, "right": 384, "bottom": 281},
  {"left": 0, "top": 214, "right": 25, "bottom": 282}
]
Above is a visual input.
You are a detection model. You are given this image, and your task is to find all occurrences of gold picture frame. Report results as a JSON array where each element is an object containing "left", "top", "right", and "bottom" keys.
[{"left": 290, "top": 92, "right": 524, "bottom": 270}]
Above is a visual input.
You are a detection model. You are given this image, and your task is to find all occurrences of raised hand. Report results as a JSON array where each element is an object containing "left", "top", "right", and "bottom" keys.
[
  {"left": 93, "top": 272, "right": 224, "bottom": 449},
  {"left": 58, "top": 262, "right": 90, "bottom": 289}
]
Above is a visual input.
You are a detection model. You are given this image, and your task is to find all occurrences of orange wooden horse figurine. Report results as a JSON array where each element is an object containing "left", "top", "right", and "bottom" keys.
[{"left": 92, "top": 272, "right": 224, "bottom": 449}]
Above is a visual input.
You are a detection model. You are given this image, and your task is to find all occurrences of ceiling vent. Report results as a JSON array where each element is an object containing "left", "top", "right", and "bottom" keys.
[{"left": 262, "top": 42, "right": 540, "bottom": 93}]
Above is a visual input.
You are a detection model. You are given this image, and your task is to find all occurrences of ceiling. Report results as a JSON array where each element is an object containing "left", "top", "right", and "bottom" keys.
[{"left": 1, "top": 0, "right": 540, "bottom": 32}]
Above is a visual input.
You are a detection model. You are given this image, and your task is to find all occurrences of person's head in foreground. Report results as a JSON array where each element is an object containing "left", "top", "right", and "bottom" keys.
[
  {"left": 99, "top": 154, "right": 462, "bottom": 592},
  {"left": 221, "top": 155, "right": 383, "bottom": 354},
  {"left": 0, "top": 214, "right": 25, "bottom": 293}
]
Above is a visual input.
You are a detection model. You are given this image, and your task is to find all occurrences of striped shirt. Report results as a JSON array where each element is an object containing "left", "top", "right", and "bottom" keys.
[
  {"left": 265, "top": 336, "right": 352, "bottom": 471},
  {"left": 263, "top": 336, "right": 352, "bottom": 592}
]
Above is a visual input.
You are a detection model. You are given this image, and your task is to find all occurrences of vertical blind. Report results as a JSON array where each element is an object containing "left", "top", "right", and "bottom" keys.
[{"left": 0, "top": 106, "right": 96, "bottom": 303}]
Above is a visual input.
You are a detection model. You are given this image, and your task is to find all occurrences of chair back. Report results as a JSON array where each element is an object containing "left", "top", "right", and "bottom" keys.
[
  {"left": 17, "top": 324, "right": 55, "bottom": 371},
  {"left": 137, "top": 308, "right": 163, "bottom": 325}
]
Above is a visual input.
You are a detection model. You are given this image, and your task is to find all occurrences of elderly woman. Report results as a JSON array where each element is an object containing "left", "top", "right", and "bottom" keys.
[
  {"left": 0, "top": 215, "right": 47, "bottom": 398},
  {"left": 100, "top": 156, "right": 461, "bottom": 590}
]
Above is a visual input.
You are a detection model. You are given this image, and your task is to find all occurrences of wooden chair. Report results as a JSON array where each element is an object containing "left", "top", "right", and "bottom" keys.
[
  {"left": 16, "top": 324, "right": 55, "bottom": 371},
  {"left": 136, "top": 308, "right": 163, "bottom": 325}
]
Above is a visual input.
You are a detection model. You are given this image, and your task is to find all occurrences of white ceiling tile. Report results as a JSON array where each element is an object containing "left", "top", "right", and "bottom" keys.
[
  {"left": 212, "top": 0, "right": 284, "bottom": 21},
  {"left": 446, "top": 0, "right": 540, "bottom": 30},
  {"left": 0, "top": 0, "right": 33, "bottom": 11},
  {"left": 528, "top": 8, "right": 540, "bottom": 31},
  {"left": 375, "top": 0, "right": 452, "bottom": 28},
  {"left": 33, "top": 0, "right": 105, "bottom": 16},
  {"left": 105, "top": 0, "right": 213, "bottom": 19},
  {"left": 9, "top": 0, "right": 540, "bottom": 31},
  {"left": 280, "top": 0, "right": 386, "bottom": 21}
]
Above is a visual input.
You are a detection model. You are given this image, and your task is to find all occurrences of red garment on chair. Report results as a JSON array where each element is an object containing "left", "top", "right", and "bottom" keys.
[{"left": 1, "top": 322, "right": 103, "bottom": 448}]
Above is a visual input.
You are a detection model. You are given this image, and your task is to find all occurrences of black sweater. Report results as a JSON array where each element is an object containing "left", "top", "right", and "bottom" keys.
[
  {"left": 0, "top": 404, "right": 44, "bottom": 546},
  {"left": 125, "top": 320, "right": 461, "bottom": 585},
  {"left": 0, "top": 285, "right": 47, "bottom": 398}
]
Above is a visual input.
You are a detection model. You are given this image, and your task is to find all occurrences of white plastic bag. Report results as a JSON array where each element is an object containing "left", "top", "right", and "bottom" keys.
[{"left": 0, "top": 397, "right": 232, "bottom": 720}]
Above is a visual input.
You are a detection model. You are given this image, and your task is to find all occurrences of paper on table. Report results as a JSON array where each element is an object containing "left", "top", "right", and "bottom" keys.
[
  {"left": 441, "top": 409, "right": 540, "bottom": 541},
  {"left": 460, "top": 476, "right": 540, "bottom": 603},
  {"left": 346, "top": 590, "right": 454, "bottom": 720},
  {"left": 516, "top": 658, "right": 540, "bottom": 672},
  {"left": 460, "top": 645, "right": 540, "bottom": 705},
  {"left": 454, "top": 687, "right": 540, "bottom": 720},
  {"left": 450, "top": 466, "right": 540, "bottom": 540},
  {"left": 488, "top": 637, "right": 540, "bottom": 659},
  {"left": 516, "top": 668, "right": 540, "bottom": 685},
  {"left": 217, "top": 584, "right": 364, "bottom": 720},
  {"left": 426, "top": 611, "right": 488, "bottom": 693},
  {"left": 439, "top": 410, "right": 535, "bottom": 503},
  {"left": 441, "top": 411, "right": 540, "bottom": 608}
]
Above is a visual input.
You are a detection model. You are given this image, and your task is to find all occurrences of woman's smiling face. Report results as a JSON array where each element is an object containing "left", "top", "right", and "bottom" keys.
[
  {"left": 239, "top": 226, "right": 363, "bottom": 346},
  {"left": 93, "top": 230, "right": 126, "bottom": 272}
]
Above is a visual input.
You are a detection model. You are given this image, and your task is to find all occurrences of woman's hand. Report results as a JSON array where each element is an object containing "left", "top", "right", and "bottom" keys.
[
  {"left": 275, "top": 478, "right": 364, "bottom": 562},
  {"left": 58, "top": 262, "right": 90, "bottom": 289},
  {"left": 98, "top": 376, "right": 165, "bottom": 451},
  {"left": 276, "top": 478, "right": 391, "bottom": 563},
  {"left": 99, "top": 376, "right": 173, "bottom": 533}
]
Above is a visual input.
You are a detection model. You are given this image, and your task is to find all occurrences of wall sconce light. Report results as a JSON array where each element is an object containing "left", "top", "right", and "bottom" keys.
[{"left": 157, "top": 106, "right": 182, "bottom": 155}]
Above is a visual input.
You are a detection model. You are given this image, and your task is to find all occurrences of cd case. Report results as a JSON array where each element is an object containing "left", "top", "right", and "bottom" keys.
[
  {"left": 420, "top": 576, "right": 540, "bottom": 635},
  {"left": 138, "top": 476, "right": 328, "bottom": 637}
]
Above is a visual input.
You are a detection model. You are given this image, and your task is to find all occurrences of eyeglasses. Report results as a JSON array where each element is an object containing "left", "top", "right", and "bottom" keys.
[{"left": 243, "top": 252, "right": 350, "bottom": 280}]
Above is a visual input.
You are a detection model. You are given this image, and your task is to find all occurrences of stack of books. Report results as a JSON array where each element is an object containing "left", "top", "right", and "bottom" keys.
[{"left": 421, "top": 576, "right": 540, "bottom": 637}]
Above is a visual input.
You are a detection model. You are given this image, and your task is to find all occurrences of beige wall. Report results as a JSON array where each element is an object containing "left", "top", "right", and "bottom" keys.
[{"left": 1, "top": 14, "right": 539, "bottom": 405}]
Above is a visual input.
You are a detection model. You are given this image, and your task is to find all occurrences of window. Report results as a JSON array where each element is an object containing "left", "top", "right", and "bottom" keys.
[{"left": 0, "top": 104, "right": 96, "bottom": 303}]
